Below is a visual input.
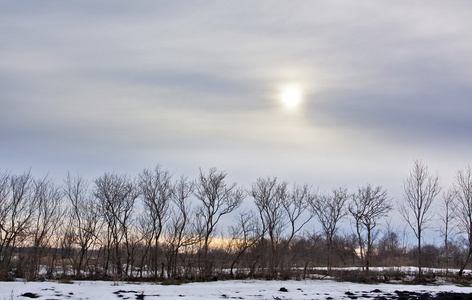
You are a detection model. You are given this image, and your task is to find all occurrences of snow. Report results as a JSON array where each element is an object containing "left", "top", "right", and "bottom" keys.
[
  {"left": 1, "top": 279, "right": 471, "bottom": 300},
  {"left": 310, "top": 266, "right": 472, "bottom": 274}
]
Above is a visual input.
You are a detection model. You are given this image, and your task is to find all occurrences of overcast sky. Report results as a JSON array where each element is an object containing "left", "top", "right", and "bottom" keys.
[{"left": 2, "top": 1, "right": 472, "bottom": 219}]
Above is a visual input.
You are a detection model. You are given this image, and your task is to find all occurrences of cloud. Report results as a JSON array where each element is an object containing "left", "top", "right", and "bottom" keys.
[{"left": 1, "top": 0, "right": 472, "bottom": 195}]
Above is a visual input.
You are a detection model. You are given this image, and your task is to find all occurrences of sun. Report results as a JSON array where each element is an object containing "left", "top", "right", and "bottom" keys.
[{"left": 280, "top": 83, "right": 303, "bottom": 110}]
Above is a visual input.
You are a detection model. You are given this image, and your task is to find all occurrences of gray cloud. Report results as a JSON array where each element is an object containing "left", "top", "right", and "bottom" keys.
[{"left": 1, "top": 0, "right": 472, "bottom": 201}]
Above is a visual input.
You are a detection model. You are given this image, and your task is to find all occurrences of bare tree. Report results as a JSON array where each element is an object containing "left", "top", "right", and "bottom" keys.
[
  {"left": 0, "top": 170, "right": 36, "bottom": 279},
  {"left": 94, "top": 173, "right": 139, "bottom": 280},
  {"left": 377, "top": 220, "right": 405, "bottom": 267},
  {"left": 165, "top": 176, "right": 195, "bottom": 279},
  {"left": 27, "top": 176, "right": 64, "bottom": 280},
  {"left": 64, "top": 172, "right": 102, "bottom": 278},
  {"left": 138, "top": 165, "right": 173, "bottom": 280},
  {"left": 251, "top": 177, "right": 287, "bottom": 277},
  {"left": 124, "top": 221, "right": 146, "bottom": 281},
  {"left": 349, "top": 184, "right": 392, "bottom": 272},
  {"left": 310, "top": 187, "right": 349, "bottom": 272},
  {"left": 134, "top": 213, "right": 154, "bottom": 279},
  {"left": 399, "top": 160, "right": 441, "bottom": 276},
  {"left": 193, "top": 168, "right": 245, "bottom": 279},
  {"left": 227, "top": 210, "right": 262, "bottom": 278},
  {"left": 250, "top": 179, "right": 315, "bottom": 277},
  {"left": 439, "top": 188, "right": 456, "bottom": 273},
  {"left": 284, "top": 184, "right": 315, "bottom": 246},
  {"left": 453, "top": 165, "right": 472, "bottom": 276},
  {"left": 280, "top": 184, "right": 315, "bottom": 276}
]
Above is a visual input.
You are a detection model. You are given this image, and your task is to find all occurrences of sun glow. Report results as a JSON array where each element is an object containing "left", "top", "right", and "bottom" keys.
[{"left": 280, "top": 83, "right": 303, "bottom": 110}]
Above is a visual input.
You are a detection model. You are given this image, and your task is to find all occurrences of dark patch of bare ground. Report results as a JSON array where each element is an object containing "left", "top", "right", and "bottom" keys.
[
  {"left": 20, "top": 292, "right": 40, "bottom": 298},
  {"left": 344, "top": 290, "right": 472, "bottom": 300},
  {"left": 113, "top": 290, "right": 150, "bottom": 299}
]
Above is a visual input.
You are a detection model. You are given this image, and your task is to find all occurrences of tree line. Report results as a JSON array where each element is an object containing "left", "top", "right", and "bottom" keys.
[{"left": 0, "top": 160, "right": 471, "bottom": 281}]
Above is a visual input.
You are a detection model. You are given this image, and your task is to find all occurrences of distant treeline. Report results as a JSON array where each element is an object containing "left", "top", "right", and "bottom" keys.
[{"left": 0, "top": 160, "right": 471, "bottom": 281}]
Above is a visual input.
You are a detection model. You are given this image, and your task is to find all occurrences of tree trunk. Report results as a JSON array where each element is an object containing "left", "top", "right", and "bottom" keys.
[{"left": 417, "top": 229, "right": 422, "bottom": 277}]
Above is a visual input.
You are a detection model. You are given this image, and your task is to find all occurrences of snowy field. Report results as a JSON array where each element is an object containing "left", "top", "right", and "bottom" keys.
[{"left": 1, "top": 279, "right": 472, "bottom": 300}]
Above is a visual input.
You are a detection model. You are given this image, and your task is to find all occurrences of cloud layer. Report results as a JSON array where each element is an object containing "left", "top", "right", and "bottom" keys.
[{"left": 2, "top": 1, "right": 472, "bottom": 197}]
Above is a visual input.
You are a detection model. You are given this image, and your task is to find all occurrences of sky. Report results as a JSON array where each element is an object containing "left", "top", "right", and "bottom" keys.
[{"left": 2, "top": 1, "right": 472, "bottom": 240}]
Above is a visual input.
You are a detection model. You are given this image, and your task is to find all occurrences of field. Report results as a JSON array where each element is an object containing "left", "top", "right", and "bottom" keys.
[{"left": 1, "top": 278, "right": 472, "bottom": 300}]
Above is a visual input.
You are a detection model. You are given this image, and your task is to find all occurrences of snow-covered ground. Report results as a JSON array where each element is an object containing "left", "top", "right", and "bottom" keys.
[{"left": 1, "top": 279, "right": 471, "bottom": 300}]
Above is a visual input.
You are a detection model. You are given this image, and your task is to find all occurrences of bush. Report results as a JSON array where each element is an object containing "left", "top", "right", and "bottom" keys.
[{"left": 161, "top": 278, "right": 190, "bottom": 285}]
